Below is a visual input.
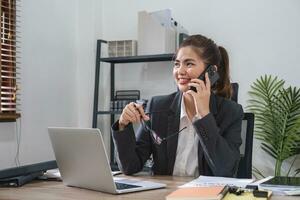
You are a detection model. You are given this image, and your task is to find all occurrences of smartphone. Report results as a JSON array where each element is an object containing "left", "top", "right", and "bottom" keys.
[{"left": 189, "top": 65, "right": 220, "bottom": 92}]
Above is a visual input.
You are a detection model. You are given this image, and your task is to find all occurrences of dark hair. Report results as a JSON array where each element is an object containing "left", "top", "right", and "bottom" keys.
[{"left": 176, "top": 34, "right": 232, "bottom": 99}]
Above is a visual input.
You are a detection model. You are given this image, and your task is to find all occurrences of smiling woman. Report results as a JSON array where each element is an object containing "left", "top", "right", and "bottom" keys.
[
  {"left": 0, "top": 0, "right": 20, "bottom": 122},
  {"left": 112, "top": 34, "right": 244, "bottom": 177}
]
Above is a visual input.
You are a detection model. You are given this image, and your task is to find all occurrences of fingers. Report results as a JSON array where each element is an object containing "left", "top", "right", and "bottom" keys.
[
  {"left": 119, "top": 102, "right": 149, "bottom": 127},
  {"left": 134, "top": 103, "right": 150, "bottom": 121},
  {"left": 189, "top": 79, "right": 206, "bottom": 93},
  {"left": 119, "top": 103, "right": 139, "bottom": 125},
  {"left": 205, "top": 72, "right": 211, "bottom": 89},
  {"left": 189, "top": 73, "right": 212, "bottom": 93},
  {"left": 127, "top": 103, "right": 141, "bottom": 123}
]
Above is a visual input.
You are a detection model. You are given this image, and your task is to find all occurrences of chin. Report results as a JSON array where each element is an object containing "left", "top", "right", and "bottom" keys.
[{"left": 177, "top": 85, "right": 189, "bottom": 92}]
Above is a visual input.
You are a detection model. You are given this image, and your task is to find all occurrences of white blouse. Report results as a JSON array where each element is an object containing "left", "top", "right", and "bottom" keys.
[{"left": 173, "top": 96, "right": 200, "bottom": 177}]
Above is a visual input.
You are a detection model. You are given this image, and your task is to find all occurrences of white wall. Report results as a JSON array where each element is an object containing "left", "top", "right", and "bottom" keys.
[
  {"left": 0, "top": 0, "right": 103, "bottom": 170},
  {"left": 0, "top": 0, "right": 80, "bottom": 169},
  {"left": 76, "top": 0, "right": 103, "bottom": 127},
  {"left": 100, "top": 0, "right": 300, "bottom": 176},
  {"left": 102, "top": 0, "right": 300, "bottom": 104},
  {"left": 1, "top": 0, "right": 299, "bottom": 177},
  {"left": 0, "top": 0, "right": 77, "bottom": 169}
]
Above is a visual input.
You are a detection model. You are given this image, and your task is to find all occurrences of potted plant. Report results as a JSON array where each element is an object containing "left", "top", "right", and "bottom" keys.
[{"left": 248, "top": 75, "right": 300, "bottom": 177}]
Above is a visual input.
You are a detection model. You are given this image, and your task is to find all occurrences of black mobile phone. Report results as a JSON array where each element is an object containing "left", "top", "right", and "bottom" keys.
[{"left": 189, "top": 65, "right": 220, "bottom": 92}]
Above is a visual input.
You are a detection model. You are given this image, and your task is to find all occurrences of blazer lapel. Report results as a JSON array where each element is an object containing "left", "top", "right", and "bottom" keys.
[
  {"left": 166, "top": 92, "right": 182, "bottom": 174},
  {"left": 198, "top": 93, "right": 219, "bottom": 175},
  {"left": 210, "top": 93, "right": 218, "bottom": 117},
  {"left": 165, "top": 92, "right": 219, "bottom": 175}
]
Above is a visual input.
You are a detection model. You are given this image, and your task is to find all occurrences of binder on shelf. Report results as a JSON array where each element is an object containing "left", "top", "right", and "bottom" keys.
[
  {"left": 115, "top": 90, "right": 140, "bottom": 100},
  {"left": 110, "top": 90, "right": 140, "bottom": 112}
]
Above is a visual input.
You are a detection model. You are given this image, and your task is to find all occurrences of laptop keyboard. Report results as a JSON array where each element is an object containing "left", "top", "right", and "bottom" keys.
[{"left": 115, "top": 182, "right": 141, "bottom": 190}]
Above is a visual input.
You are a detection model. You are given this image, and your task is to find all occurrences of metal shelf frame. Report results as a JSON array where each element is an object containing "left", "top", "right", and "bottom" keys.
[{"left": 92, "top": 39, "right": 174, "bottom": 163}]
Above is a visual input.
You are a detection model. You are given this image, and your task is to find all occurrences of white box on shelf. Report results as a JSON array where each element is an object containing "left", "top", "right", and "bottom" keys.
[{"left": 138, "top": 10, "right": 176, "bottom": 55}]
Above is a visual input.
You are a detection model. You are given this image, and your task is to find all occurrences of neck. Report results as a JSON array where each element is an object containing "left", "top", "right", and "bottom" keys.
[{"left": 183, "top": 94, "right": 196, "bottom": 121}]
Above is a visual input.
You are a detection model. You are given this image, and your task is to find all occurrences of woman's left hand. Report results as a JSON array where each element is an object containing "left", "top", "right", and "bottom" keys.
[{"left": 186, "top": 72, "right": 211, "bottom": 118}]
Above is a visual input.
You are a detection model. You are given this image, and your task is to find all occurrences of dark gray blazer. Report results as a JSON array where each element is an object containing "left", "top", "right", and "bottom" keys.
[{"left": 112, "top": 91, "right": 243, "bottom": 177}]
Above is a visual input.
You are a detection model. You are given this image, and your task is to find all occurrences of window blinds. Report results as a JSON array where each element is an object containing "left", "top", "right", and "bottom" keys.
[{"left": 0, "top": 0, "right": 20, "bottom": 121}]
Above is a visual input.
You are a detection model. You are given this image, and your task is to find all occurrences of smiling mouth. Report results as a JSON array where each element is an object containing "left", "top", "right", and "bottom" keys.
[{"left": 178, "top": 78, "right": 190, "bottom": 84}]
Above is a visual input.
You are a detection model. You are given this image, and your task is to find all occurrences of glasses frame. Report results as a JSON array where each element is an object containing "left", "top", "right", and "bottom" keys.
[{"left": 141, "top": 116, "right": 187, "bottom": 145}]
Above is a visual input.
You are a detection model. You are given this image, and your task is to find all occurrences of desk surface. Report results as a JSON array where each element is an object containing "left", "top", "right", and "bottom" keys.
[{"left": 0, "top": 175, "right": 298, "bottom": 200}]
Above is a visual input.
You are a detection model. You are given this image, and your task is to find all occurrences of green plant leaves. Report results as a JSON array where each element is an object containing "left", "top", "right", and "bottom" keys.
[{"left": 247, "top": 75, "right": 300, "bottom": 176}]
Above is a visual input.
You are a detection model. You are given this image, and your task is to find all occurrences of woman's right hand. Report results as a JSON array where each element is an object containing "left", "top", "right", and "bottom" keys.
[{"left": 119, "top": 102, "right": 150, "bottom": 130}]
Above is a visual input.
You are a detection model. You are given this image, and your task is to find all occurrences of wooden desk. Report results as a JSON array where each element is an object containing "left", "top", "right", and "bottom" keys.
[{"left": 0, "top": 176, "right": 298, "bottom": 200}]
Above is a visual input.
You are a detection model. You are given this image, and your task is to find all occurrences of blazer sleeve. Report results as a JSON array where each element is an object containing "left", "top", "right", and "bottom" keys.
[
  {"left": 111, "top": 120, "right": 152, "bottom": 175},
  {"left": 192, "top": 102, "right": 243, "bottom": 177}
]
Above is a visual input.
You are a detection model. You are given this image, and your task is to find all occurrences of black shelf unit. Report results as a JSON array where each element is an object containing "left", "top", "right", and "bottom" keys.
[
  {"left": 100, "top": 53, "right": 174, "bottom": 63},
  {"left": 92, "top": 39, "right": 174, "bottom": 163}
]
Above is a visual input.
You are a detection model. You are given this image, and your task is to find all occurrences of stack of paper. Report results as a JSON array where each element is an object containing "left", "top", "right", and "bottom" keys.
[{"left": 179, "top": 175, "right": 254, "bottom": 188}]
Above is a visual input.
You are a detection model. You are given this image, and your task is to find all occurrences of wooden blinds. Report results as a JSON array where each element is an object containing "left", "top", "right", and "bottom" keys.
[{"left": 0, "top": 0, "right": 20, "bottom": 121}]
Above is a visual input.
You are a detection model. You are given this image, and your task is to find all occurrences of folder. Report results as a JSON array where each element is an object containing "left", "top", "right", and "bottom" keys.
[
  {"left": 223, "top": 190, "right": 272, "bottom": 200},
  {"left": 166, "top": 186, "right": 226, "bottom": 200}
]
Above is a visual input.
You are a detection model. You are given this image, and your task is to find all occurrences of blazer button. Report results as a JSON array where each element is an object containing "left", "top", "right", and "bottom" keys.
[{"left": 202, "top": 131, "right": 208, "bottom": 140}]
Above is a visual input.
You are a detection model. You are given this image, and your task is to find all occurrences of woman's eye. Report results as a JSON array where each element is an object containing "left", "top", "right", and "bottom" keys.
[
  {"left": 187, "top": 63, "right": 194, "bottom": 67},
  {"left": 174, "top": 62, "right": 180, "bottom": 68}
]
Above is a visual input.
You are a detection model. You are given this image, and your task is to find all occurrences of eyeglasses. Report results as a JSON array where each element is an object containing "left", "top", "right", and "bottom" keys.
[
  {"left": 141, "top": 117, "right": 187, "bottom": 145},
  {"left": 133, "top": 104, "right": 187, "bottom": 145}
]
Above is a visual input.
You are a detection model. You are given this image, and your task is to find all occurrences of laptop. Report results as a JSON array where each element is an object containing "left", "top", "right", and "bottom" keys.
[{"left": 48, "top": 127, "right": 166, "bottom": 194}]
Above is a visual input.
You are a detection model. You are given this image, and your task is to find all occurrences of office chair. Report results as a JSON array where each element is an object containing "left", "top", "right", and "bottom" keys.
[
  {"left": 231, "top": 82, "right": 239, "bottom": 103},
  {"left": 236, "top": 112, "right": 254, "bottom": 178}
]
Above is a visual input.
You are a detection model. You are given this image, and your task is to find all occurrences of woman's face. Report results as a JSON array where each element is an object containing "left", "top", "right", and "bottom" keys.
[{"left": 173, "top": 46, "right": 206, "bottom": 92}]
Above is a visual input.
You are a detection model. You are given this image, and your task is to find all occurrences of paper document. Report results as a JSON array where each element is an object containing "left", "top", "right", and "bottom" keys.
[
  {"left": 43, "top": 169, "right": 62, "bottom": 180},
  {"left": 112, "top": 170, "right": 122, "bottom": 176},
  {"left": 179, "top": 175, "right": 254, "bottom": 188}
]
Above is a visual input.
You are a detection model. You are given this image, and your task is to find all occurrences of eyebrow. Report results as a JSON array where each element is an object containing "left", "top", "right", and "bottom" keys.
[{"left": 174, "top": 58, "right": 196, "bottom": 63}]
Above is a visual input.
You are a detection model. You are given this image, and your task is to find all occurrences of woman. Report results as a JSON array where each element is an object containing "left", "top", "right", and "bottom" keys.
[{"left": 111, "top": 34, "right": 243, "bottom": 177}]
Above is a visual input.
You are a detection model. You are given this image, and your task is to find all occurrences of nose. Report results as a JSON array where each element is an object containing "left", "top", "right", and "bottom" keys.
[{"left": 177, "top": 64, "right": 187, "bottom": 75}]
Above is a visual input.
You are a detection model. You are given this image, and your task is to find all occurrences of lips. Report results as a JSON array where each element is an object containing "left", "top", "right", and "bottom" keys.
[{"left": 178, "top": 78, "right": 190, "bottom": 85}]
